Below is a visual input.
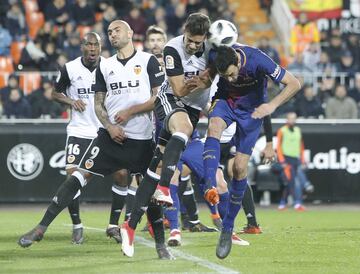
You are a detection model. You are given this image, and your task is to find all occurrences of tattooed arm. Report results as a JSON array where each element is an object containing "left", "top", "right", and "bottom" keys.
[{"left": 95, "top": 92, "right": 126, "bottom": 144}]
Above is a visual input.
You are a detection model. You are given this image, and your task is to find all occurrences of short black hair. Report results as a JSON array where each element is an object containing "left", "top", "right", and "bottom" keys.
[
  {"left": 184, "top": 13, "right": 210, "bottom": 36},
  {"left": 214, "top": 46, "right": 238, "bottom": 74},
  {"left": 146, "top": 25, "right": 167, "bottom": 40}
]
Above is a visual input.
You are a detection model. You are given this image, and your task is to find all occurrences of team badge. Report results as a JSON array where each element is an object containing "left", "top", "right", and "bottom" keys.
[
  {"left": 165, "top": 55, "right": 174, "bottom": 69},
  {"left": 67, "top": 155, "right": 75, "bottom": 164},
  {"left": 85, "top": 159, "right": 94, "bottom": 169},
  {"left": 134, "top": 65, "right": 142, "bottom": 75}
]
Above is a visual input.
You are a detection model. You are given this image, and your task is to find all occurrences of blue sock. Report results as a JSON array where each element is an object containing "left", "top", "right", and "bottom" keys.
[
  {"left": 222, "top": 178, "right": 247, "bottom": 232},
  {"left": 203, "top": 137, "right": 220, "bottom": 189},
  {"left": 164, "top": 184, "right": 180, "bottom": 230},
  {"left": 218, "top": 192, "right": 229, "bottom": 220}
]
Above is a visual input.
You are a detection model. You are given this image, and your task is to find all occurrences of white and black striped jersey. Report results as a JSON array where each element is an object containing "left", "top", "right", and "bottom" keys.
[
  {"left": 55, "top": 56, "right": 104, "bottom": 139},
  {"left": 159, "top": 35, "right": 211, "bottom": 110},
  {"left": 93, "top": 50, "right": 164, "bottom": 140}
]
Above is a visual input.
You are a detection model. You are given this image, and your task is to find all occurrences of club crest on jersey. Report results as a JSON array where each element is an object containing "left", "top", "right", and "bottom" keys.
[
  {"left": 134, "top": 65, "right": 142, "bottom": 75},
  {"left": 165, "top": 55, "right": 175, "bottom": 69},
  {"left": 67, "top": 155, "right": 75, "bottom": 164},
  {"left": 85, "top": 159, "right": 94, "bottom": 169}
]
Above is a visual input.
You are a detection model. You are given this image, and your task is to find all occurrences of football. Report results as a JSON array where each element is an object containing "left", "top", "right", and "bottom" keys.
[{"left": 208, "top": 19, "right": 238, "bottom": 48}]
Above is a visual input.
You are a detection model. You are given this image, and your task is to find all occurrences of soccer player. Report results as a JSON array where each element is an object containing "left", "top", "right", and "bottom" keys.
[
  {"left": 201, "top": 45, "right": 301, "bottom": 259},
  {"left": 51, "top": 32, "right": 129, "bottom": 244},
  {"left": 50, "top": 32, "right": 103, "bottom": 244},
  {"left": 120, "top": 13, "right": 212, "bottom": 257},
  {"left": 18, "top": 20, "right": 173, "bottom": 259}
]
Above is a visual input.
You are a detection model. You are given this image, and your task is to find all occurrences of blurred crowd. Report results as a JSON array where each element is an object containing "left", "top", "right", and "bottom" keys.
[{"left": 0, "top": 0, "right": 359, "bottom": 119}]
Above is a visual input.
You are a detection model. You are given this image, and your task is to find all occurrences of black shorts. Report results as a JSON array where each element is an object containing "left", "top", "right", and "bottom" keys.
[
  {"left": 155, "top": 92, "right": 200, "bottom": 133},
  {"left": 65, "top": 136, "right": 93, "bottom": 169},
  {"left": 78, "top": 128, "right": 154, "bottom": 177}
]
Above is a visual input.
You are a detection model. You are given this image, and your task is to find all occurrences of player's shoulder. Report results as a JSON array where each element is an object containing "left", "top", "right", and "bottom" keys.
[
  {"left": 164, "top": 35, "right": 184, "bottom": 53},
  {"left": 65, "top": 56, "right": 82, "bottom": 68},
  {"left": 135, "top": 50, "right": 154, "bottom": 62}
]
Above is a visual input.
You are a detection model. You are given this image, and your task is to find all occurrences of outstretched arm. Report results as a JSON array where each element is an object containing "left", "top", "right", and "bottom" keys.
[{"left": 252, "top": 71, "right": 301, "bottom": 119}]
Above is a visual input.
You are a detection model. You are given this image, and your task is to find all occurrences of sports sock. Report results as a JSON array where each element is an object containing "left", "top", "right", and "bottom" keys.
[
  {"left": 158, "top": 132, "right": 188, "bottom": 188},
  {"left": 128, "top": 147, "right": 163, "bottom": 229},
  {"left": 222, "top": 178, "right": 247, "bottom": 232},
  {"left": 147, "top": 201, "right": 165, "bottom": 245},
  {"left": 182, "top": 187, "right": 199, "bottom": 223},
  {"left": 128, "top": 172, "right": 159, "bottom": 229},
  {"left": 218, "top": 192, "right": 229, "bottom": 220},
  {"left": 242, "top": 183, "right": 257, "bottom": 226},
  {"left": 68, "top": 195, "right": 81, "bottom": 225},
  {"left": 109, "top": 184, "right": 127, "bottom": 225},
  {"left": 125, "top": 185, "right": 137, "bottom": 221},
  {"left": 164, "top": 184, "right": 179, "bottom": 230},
  {"left": 40, "top": 172, "right": 85, "bottom": 227},
  {"left": 203, "top": 137, "right": 220, "bottom": 189}
]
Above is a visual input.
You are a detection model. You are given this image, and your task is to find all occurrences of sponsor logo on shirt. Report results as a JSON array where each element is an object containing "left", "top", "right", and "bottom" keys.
[{"left": 270, "top": 65, "right": 281, "bottom": 79}]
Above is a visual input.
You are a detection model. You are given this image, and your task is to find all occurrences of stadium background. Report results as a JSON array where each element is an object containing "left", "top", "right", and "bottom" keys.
[{"left": 0, "top": 0, "right": 360, "bottom": 203}]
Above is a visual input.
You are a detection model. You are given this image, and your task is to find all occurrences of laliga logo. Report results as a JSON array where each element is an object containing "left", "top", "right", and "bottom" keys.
[
  {"left": 49, "top": 150, "right": 67, "bottom": 175},
  {"left": 253, "top": 136, "right": 360, "bottom": 174},
  {"left": 7, "top": 143, "right": 44, "bottom": 180},
  {"left": 305, "top": 147, "right": 360, "bottom": 174}
]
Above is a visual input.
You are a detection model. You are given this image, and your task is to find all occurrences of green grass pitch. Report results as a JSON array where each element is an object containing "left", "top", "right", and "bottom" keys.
[{"left": 0, "top": 205, "right": 359, "bottom": 274}]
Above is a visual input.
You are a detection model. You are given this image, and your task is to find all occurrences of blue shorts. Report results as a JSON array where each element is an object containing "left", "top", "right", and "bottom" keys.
[
  {"left": 177, "top": 138, "right": 204, "bottom": 183},
  {"left": 209, "top": 99, "right": 262, "bottom": 155}
]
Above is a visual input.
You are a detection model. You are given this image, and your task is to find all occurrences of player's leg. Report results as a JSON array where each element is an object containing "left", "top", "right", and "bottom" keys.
[
  {"left": 203, "top": 100, "right": 229, "bottom": 205},
  {"left": 240, "top": 183, "right": 262, "bottom": 234},
  {"left": 217, "top": 152, "right": 250, "bottom": 259},
  {"left": 18, "top": 170, "right": 91, "bottom": 248},
  {"left": 216, "top": 115, "right": 262, "bottom": 258},
  {"left": 106, "top": 169, "right": 129, "bottom": 243},
  {"left": 18, "top": 130, "right": 117, "bottom": 248},
  {"left": 125, "top": 174, "right": 140, "bottom": 221},
  {"left": 65, "top": 136, "right": 93, "bottom": 244},
  {"left": 120, "top": 137, "right": 173, "bottom": 258},
  {"left": 154, "top": 110, "right": 192, "bottom": 204},
  {"left": 165, "top": 168, "right": 182, "bottom": 246}
]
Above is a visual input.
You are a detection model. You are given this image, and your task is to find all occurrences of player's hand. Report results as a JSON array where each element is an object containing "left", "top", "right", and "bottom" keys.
[
  {"left": 185, "top": 69, "right": 211, "bottom": 91},
  {"left": 114, "top": 109, "right": 132, "bottom": 124},
  {"left": 72, "top": 99, "right": 86, "bottom": 112},
  {"left": 251, "top": 103, "right": 276, "bottom": 119},
  {"left": 107, "top": 124, "right": 127, "bottom": 144},
  {"left": 261, "top": 143, "right": 276, "bottom": 164}
]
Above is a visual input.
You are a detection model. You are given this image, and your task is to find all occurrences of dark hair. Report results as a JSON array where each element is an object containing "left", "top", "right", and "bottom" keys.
[
  {"left": 146, "top": 25, "right": 166, "bottom": 40},
  {"left": 214, "top": 46, "right": 238, "bottom": 74},
  {"left": 184, "top": 13, "right": 210, "bottom": 36}
]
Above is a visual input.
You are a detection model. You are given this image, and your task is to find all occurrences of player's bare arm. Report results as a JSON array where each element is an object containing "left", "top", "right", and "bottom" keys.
[
  {"left": 114, "top": 86, "right": 160, "bottom": 124},
  {"left": 252, "top": 71, "right": 301, "bottom": 119},
  {"left": 52, "top": 91, "right": 86, "bottom": 112},
  {"left": 95, "top": 91, "right": 126, "bottom": 144}
]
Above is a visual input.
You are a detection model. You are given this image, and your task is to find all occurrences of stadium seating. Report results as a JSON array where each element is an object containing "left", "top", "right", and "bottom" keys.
[{"left": 19, "top": 72, "right": 41, "bottom": 95}]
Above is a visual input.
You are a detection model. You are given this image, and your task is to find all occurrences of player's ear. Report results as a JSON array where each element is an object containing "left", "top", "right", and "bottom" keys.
[{"left": 128, "top": 29, "right": 134, "bottom": 40}]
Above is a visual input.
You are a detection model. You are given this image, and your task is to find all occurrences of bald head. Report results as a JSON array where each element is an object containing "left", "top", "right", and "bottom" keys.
[
  {"left": 82, "top": 32, "right": 101, "bottom": 45},
  {"left": 107, "top": 20, "right": 134, "bottom": 50},
  {"left": 108, "top": 20, "right": 132, "bottom": 32}
]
